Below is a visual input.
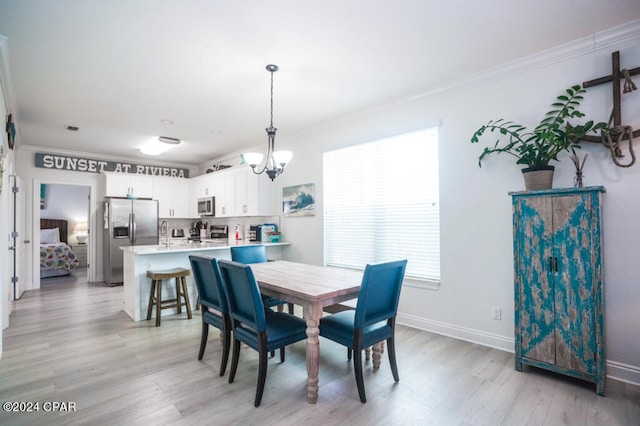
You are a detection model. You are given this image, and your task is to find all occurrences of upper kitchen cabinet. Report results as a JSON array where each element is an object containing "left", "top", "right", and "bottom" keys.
[
  {"left": 153, "top": 176, "right": 190, "bottom": 218},
  {"left": 190, "top": 173, "right": 215, "bottom": 199},
  {"left": 239, "top": 167, "right": 273, "bottom": 216},
  {"left": 104, "top": 172, "right": 153, "bottom": 199},
  {"left": 213, "top": 170, "right": 234, "bottom": 217},
  {"left": 190, "top": 166, "right": 273, "bottom": 218}
]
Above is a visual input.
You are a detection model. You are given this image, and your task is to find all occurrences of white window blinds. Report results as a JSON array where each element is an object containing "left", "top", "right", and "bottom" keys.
[{"left": 323, "top": 127, "right": 440, "bottom": 282}]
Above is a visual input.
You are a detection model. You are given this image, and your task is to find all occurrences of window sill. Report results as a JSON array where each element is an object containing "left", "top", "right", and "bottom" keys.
[{"left": 404, "top": 277, "right": 440, "bottom": 291}]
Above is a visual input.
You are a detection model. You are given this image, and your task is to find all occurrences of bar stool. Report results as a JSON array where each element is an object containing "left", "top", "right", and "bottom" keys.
[{"left": 146, "top": 267, "right": 193, "bottom": 326}]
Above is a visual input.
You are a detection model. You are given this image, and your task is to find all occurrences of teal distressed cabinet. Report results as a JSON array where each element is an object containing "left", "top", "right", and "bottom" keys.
[{"left": 510, "top": 186, "right": 605, "bottom": 396}]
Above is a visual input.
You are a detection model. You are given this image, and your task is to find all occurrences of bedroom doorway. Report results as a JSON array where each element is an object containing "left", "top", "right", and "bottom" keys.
[{"left": 37, "top": 182, "right": 91, "bottom": 289}]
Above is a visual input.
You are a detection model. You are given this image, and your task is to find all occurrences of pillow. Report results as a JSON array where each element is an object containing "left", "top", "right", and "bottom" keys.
[{"left": 41, "top": 228, "right": 60, "bottom": 244}]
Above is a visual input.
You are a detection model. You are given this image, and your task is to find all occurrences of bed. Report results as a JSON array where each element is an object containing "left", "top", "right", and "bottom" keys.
[{"left": 40, "top": 219, "right": 80, "bottom": 278}]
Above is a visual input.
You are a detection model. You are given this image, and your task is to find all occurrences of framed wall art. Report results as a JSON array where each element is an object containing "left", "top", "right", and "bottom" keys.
[{"left": 283, "top": 183, "right": 315, "bottom": 217}]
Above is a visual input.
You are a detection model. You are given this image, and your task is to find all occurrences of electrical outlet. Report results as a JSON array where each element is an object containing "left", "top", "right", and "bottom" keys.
[{"left": 491, "top": 306, "right": 502, "bottom": 320}]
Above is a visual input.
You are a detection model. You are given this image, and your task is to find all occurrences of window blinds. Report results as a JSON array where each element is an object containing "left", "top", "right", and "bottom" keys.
[{"left": 323, "top": 127, "right": 440, "bottom": 281}]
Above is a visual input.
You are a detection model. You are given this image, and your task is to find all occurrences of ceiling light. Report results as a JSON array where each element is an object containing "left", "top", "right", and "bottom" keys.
[
  {"left": 243, "top": 64, "right": 292, "bottom": 181},
  {"left": 140, "top": 136, "right": 182, "bottom": 156}
]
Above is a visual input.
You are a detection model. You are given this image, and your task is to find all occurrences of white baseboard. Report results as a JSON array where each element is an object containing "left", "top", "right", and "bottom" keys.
[
  {"left": 397, "top": 313, "right": 640, "bottom": 387},
  {"left": 607, "top": 361, "right": 640, "bottom": 387},
  {"left": 397, "top": 313, "right": 515, "bottom": 352}
]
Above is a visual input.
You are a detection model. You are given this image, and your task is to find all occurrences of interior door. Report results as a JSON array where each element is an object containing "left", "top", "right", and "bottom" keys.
[{"left": 10, "top": 175, "right": 26, "bottom": 300}]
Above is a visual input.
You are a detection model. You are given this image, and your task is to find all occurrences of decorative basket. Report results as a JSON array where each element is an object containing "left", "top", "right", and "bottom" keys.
[{"left": 267, "top": 232, "right": 281, "bottom": 243}]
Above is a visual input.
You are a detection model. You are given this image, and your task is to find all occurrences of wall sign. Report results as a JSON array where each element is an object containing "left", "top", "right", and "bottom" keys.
[{"left": 35, "top": 153, "right": 189, "bottom": 178}]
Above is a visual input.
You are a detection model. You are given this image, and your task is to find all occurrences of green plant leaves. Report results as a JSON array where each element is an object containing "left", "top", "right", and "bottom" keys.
[{"left": 470, "top": 84, "right": 608, "bottom": 168}]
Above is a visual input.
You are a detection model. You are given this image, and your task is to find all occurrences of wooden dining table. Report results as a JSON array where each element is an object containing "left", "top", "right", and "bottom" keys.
[{"left": 249, "top": 260, "right": 363, "bottom": 404}]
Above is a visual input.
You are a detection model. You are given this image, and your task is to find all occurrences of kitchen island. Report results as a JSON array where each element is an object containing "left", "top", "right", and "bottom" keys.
[{"left": 120, "top": 241, "right": 290, "bottom": 322}]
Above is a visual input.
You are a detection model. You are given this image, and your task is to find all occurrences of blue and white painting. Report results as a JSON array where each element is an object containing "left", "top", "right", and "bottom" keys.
[{"left": 283, "top": 183, "right": 315, "bottom": 217}]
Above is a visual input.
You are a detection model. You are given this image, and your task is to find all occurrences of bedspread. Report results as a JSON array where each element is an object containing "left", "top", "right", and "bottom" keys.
[{"left": 40, "top": 243, "right": 80, "bottom": 272}]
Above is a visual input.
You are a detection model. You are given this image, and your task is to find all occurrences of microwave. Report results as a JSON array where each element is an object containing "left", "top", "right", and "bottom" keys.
[{"left": 197, "top": 197, "right": 215, "bottom": 216}]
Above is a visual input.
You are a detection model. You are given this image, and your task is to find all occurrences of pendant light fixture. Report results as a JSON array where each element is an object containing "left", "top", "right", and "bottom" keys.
[{"left": 244, "top": 64, "right": 292, "bottom": 181}]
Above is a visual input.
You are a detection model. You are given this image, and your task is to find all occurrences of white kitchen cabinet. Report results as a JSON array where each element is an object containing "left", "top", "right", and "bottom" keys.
[
  {"left": 190, "top": 173, "right": 216, "bottom": 199},
  {"left": 188, "top": 166, "right": 274, "bottom": 218},
  {"left": 238, "top": 167, "right": 273, "bottom": 216},
  {"left": 214, "top": 171, "right": 235, "bottom": 217},
  {"left": 104, "top": 173, "right": 153, "bottom": 199},
  {"left": 153, "top": 176, "right": 190, "bottom": 218}
]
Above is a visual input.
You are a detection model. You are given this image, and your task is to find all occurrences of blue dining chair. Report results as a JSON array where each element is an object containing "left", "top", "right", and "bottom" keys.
[
  {"left": 319, "top": 259, "right": 408, "bottom": 403},
  {"left": 218, "top": 259, "right": 307, "bottom": 407},
  {"left": 230, "top": 245, "right": 294, "bottom": 315},
  {"left": 189, "top": 255, "right": 231, "bottom": 377}
]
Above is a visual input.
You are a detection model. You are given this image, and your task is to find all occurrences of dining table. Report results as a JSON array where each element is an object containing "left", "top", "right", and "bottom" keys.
[{"left": 249, "top": 260, "right": 363, "bottom": 404}]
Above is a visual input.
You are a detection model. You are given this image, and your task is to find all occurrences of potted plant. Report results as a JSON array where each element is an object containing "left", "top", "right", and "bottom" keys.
[{"left": 470, "top": 85, "right": 607, "bottom": 190}]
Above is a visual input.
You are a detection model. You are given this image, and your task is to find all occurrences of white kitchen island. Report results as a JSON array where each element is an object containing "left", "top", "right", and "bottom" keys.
[{"left": 120, "top": 241, "right": 290, "bottom": 322}]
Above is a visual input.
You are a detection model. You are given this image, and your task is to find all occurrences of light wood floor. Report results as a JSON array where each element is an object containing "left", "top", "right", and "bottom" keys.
[{"left": 1, "top": 271, "right": 638, "bottom": 425}]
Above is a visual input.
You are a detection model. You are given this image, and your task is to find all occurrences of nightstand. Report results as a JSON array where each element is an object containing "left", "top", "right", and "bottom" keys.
[{"left": 71, "top": 244, "right": 88, "bottom": 267}]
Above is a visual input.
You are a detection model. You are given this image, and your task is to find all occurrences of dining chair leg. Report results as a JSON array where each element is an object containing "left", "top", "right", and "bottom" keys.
[
  {"left": 348, "top": 348, "right": 353, "bottom": 360},
  {"left": 255, "top": 347, "right": 268, "bottom": 407},
  {"left": 228, "top": 339, "right": 241, "bottom": 383},
  {"left": 353, "top": 342, "right": 367, "bottom": 403},
  {"left": 198, "top": 320, "right": 208, "bottom": 360},
  {"left": 388, "top": 336, "right": 399, "bottom": 382},
  {"left": 220, "top": 326, "right": 231, "bottom": 377}
]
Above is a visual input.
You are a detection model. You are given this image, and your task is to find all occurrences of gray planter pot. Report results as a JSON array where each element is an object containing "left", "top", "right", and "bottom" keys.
[{"left": 522, "top": 165, "right": 555, "bottom": 190}]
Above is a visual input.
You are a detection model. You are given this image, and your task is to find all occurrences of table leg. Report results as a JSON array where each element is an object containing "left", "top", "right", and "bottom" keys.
[
  {"left": 372, "top": 343, "right": 382, "bottom": 370},
  {"left": 303, "top": 303, "right": 322, "bottom": 404}
]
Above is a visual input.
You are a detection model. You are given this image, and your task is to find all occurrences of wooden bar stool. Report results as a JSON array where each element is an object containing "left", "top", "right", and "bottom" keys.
[{"left": 146, "top": 267, "right": 193, "bottom": 326}]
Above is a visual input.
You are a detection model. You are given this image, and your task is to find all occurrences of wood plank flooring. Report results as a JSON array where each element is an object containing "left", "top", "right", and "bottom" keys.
[{"left": 1, "top": 271, "right": 639, "bottom": 425}]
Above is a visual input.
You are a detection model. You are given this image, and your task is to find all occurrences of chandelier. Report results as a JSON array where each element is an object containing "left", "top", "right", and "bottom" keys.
[{"left": 243, "top": 64, "right": 292, "bottom": 181}]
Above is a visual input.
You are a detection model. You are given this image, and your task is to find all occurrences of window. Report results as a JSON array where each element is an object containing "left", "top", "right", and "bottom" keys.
[{"left": 323, "top": 127, "right": 440, "bottom": 282}]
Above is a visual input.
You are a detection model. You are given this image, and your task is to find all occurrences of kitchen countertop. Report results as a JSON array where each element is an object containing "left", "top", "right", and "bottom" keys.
[
  {"left": 120, "top": 240, "right": 290, "bottom": 255},
  {"left": 120, "top": 239, "right": 288, "bottom": 322}
]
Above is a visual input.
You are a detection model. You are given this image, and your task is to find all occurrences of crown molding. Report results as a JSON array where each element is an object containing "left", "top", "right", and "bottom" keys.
[
  {"left": 290, "top": 19, "right": 640, "bottom": 140},
  {"left": 406, "top": 19, "right": 640, "bottom": 103}
]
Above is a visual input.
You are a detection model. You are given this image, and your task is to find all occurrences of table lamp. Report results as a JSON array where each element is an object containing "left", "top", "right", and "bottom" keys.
[{"left": 74, "top": 222, "right": 88, "bottom": 244}]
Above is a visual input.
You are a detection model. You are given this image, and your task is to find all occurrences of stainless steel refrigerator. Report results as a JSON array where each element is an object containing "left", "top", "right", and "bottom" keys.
[{"left": 103, "top": 197, "right": 158, "bottom": 286}]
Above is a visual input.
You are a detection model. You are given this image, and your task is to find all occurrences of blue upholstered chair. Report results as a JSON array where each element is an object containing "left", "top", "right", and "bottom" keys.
[
  {"left": 319, "top": 259, "right": 408, "bottom": 403},
  {"left": 188, "top": 255, "right": 231, "bottom": 377},
  {"left": 229, "top": 245, "right": 294, "bottom": 315},
  {"left": 218, "top": 259, "right": 307, "bottom": 407}
]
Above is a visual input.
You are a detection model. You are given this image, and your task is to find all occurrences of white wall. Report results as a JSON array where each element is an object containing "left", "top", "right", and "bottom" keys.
[{"left": 263, "top": 23, "right": 640, "bottom": 384}]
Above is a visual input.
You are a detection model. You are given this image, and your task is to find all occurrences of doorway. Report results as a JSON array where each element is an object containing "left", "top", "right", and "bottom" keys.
[{"left": 35, "top": 182, "right": 91, "bottom": 289}]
